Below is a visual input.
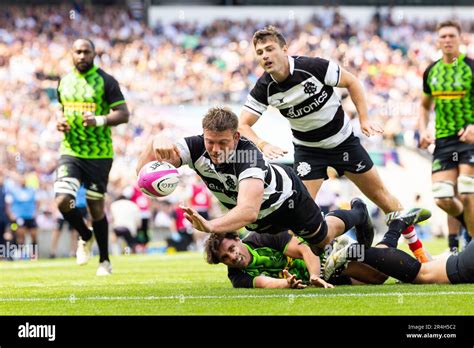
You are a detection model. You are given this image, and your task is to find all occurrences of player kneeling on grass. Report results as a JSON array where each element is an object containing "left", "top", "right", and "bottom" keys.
[
  {"left": 137, "top": 107, "right": 376, "bottom": 281},
  {"left": 323, "top": 207, "right": 474, "bottom": 285}
]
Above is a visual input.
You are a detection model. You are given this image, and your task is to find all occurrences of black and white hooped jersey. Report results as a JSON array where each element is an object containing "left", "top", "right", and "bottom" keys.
[
  {"left": 176, "top": 135, "right": 294, "bottom": 222},
  {"left": 243, "top": 56, "right": 353, "bottom": 149}
]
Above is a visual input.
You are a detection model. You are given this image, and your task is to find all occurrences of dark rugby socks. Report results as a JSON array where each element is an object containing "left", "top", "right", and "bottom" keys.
[
  {"left": 93, "top": 216, "right": 110, "bottom": 262},
  {"left": 62, "top": 208, "right": 92, "bottom": 241},
  {"left": 327, "top": 208, "right": 365, "bottom": 231}
]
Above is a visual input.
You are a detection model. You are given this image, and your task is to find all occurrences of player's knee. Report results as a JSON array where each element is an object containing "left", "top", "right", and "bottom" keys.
[
  {"left": 434, "top": 197, "right": 456, "bottom": 211},
  {"left": 432, "top": 181, "right": 455, "bottom": 208},
  {"left": 458, "top": 175, "right": 474, "bottom": 198},
  {"left": 55, "top": 195, "right": 74, "bottom": 212},
  {"left": 87, "top": 202, "right": 105, "bottom": 221}
]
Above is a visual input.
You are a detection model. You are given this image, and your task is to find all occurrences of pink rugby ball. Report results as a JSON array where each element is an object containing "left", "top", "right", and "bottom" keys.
[{"left": 137, "top": 161, "right": 180, "bottom": 198}]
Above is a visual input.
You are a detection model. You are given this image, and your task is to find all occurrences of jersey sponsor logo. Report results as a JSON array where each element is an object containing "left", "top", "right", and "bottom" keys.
[
  {"left": 63, "top": 102, "right": 97, "bottom": 113},
  {"left": 296, "top": 162, "right": 311, "bottom": 177},
  {"left": 89, "top": 183, "right": 99, "bottom": 191},
  {"left": 432, "top": 91, "right": 466, "bottom": 100},
  {"left": 355, "top": 161, "right": 366, "bottom": 172},
  {"left": 225, "top": 176, "right": 237, "bottom": 190},
  {"left": 286, "top": 90, "right": 329, "bottom": 119}
]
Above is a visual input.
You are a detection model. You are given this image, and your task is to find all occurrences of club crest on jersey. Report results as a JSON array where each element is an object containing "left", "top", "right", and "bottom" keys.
[
  {"left": 296, "top": 162, "right": 311, "bottom": 177},
  {"left": 303, "top": 81, "right": 319, "bottom": 96}
]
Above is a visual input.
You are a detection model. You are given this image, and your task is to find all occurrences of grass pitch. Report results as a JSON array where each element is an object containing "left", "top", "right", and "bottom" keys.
[{"left": 1, "top": 238, "right": 473, "bottom": 315}]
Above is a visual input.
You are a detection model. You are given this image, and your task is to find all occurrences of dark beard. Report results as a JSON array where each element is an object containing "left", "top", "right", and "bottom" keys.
[{"left": 75, "top": 62, "right": 94, "bottom": 73}]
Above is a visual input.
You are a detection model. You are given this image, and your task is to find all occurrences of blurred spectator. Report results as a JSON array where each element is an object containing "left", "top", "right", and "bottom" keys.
[
  {"left": 0, "top": 169, "right": 9, "bottom": 250},
  {"left": 129, "top": 184, "right": 152, "bottom": 247},
  {"left": 110, "top": 187, "right": 141, "bottom": 254},
  {"left": 163, "top": 202, "right": 193, "bottom": 252},
  {"left": 5, "top": 176, "right": 38, "bottom": 250}
]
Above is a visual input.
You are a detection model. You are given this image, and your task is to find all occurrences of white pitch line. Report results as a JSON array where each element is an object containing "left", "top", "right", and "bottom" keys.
[{"left": 0, "top": 291, "right": 473, "bottom": 302}]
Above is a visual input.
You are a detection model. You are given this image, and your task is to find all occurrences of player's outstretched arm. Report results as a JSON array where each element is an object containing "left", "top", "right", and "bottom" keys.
[
  {"left": 254, "top": 271, "right": 307, "bottom": 289},
  {"left": 337, "top": 68, "right": 383, "bottom": 137},
  {"left": 207, "top": 178, "right": 263, "bottom": 233},
  {"left": 284, "top": 237, "right": 334, "bottom": 289},
  {"left": 239, "top": 110, "right": 287, "bottom": 159},
  {"left": 183, "top": 178, "right": 263, "bottom": 233}
]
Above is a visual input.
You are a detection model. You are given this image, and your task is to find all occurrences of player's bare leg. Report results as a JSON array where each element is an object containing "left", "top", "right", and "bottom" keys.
[
  {"left": 432, "top": 168, "right": 465, "bottom": 252},
  {"left": 414, "top": 256, "right": 450, "bottom": 284},
  {"left": 459, "top": 164, "right": 474, "bottom": 236},
  {"left": 302, "top": 178, "right": 324, "bottom": 201},
  {"left": 344, "top": 167, "right": 402, "bottom": 214}
]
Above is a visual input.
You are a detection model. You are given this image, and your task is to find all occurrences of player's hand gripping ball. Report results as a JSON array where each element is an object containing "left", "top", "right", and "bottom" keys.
[{"left": 137, "top": 161, "right": 179, "bottom": 198}]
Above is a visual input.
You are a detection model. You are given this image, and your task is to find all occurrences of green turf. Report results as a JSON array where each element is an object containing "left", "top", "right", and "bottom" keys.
[{"left": 1, "top": 237, "right": 472, "bottom": 315}]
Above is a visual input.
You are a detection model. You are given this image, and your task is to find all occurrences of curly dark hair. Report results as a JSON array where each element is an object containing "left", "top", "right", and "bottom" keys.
[{"left": 204, "top": 232, "right": 240, "bottom": 264}]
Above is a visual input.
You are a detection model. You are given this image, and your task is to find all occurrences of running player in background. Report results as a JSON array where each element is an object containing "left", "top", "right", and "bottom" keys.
[
  {"left": 239, "top": 26, "right": 430, "bottom": 262},
  {"left": 55, "top": 38, "right": 130, "bottom": 275},
  {"left": 418, "top": 20, "right": 474, "bottom": 254}
]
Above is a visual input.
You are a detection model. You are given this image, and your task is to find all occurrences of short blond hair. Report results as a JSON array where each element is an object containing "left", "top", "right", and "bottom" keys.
[{"left": 202, "top": 107, "right": 238, "bottom": 133}]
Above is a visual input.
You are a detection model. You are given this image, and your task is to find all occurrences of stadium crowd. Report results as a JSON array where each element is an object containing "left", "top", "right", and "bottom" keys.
[{"left": 0, "top": 4, "right": 473, "bottom": 256}]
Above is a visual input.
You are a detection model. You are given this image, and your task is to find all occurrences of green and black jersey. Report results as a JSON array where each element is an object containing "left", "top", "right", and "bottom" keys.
[
  {"left": 423, "top": 54, "right": 474, "bottom": 139},
  {"left": 57, "top": 66, "right": 126, "bottom": 159},
  {"left": 227, "top": 232, "right": 310, "bottom": 288}
]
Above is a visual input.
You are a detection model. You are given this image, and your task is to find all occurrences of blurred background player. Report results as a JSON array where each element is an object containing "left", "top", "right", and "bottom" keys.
[
  {"left": 49, "top": 185, "right": 88, "bottom": 258},
  {"left": 110, "top": 186, "right": 141, "bottom": 254},
  {"left": 188, "top": 177, "right": 213, "bottom": 250},
  {"left": 54, "top": 38, "right": 130, "bottom": 275},
  {"left": 5, "top": 176, "right": 38, "bottom": 256},
  {"left": 129, "top": 184, "right": 152, "bottom": 251},
  {"left": 0, "top": 169, "right": 10, "bottom": 255},
  {"left": 164, "top": 201, "right": 194, "bottom": 252},
  {"left": 418, "top": 20, "right": 474, "bottom": 254},
  {"left": 239, "top": 26, "right": 430, "bottom": 262}
]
